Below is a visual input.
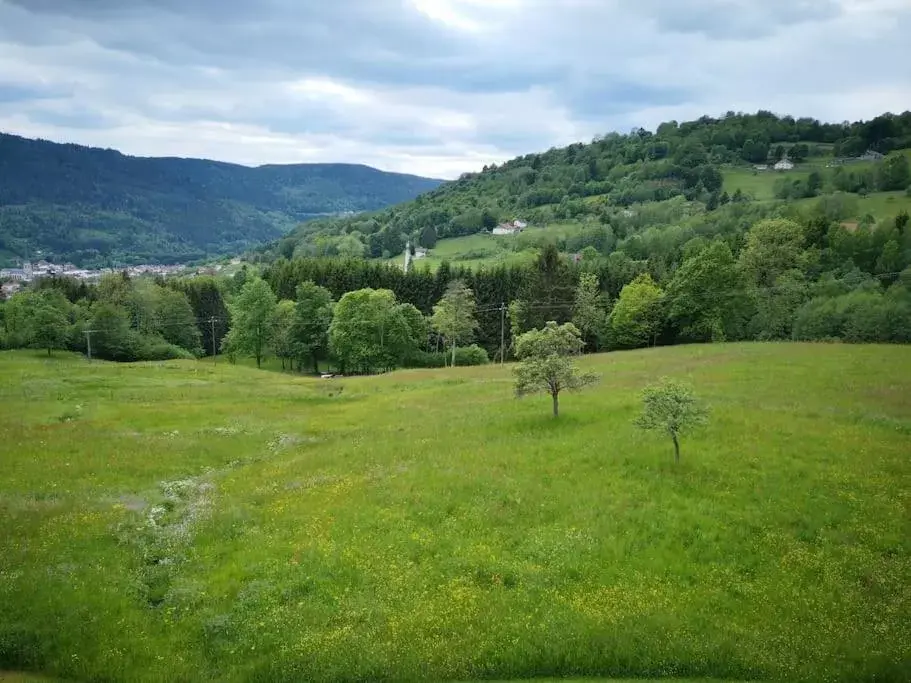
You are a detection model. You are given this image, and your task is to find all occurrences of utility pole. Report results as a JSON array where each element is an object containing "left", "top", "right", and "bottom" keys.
[
  {"left": 209, "top": 317, "right": 218, "bottom": 365},
  {"left": 84, "top": 329, "right": 95, "bottom": 362},
  {"left": 499, "top": 302, "right": 506, "bottom": 365}
]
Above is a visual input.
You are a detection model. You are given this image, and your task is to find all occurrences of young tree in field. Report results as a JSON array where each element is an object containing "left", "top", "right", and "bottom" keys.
[
  {"left": 635, "top": 378, "right": 708, "bottom": 464},
  {"left": 514, "top": 321, "right": 599, "bottom": 417},
  {"left": 431, "top": 280, "right": 478, "bottom": 367},
  {"left": 270, "top": 299, "right": 296, "bottom": 370},
  {"left": 224, "top": 277, "right": 277, "bottom": 368},
  {"left": 290, "top": 281, "right": 334, "bottom": 374},
  {"left": 608, "top": 273, "right": 665, "bottom": 349},
  {"left": 572, "top": 272, "right": 608, "bottom": 350},
  {"left": 32, "top": 289, "right": 71, "bottom": 356}
]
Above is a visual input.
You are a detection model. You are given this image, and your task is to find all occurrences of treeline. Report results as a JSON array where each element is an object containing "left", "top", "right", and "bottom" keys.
[
  {"left": 3, "top": 203, "right": 910, "bottom": 365},
  {"left": 265, "top": 110, "right": 911, "bottom": 260},
  {"left": 0, "top": 274, "right": 230, "bottom": 361}
]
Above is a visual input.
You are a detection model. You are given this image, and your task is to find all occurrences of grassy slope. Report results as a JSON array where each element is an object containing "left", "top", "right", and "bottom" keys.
[
  {"left": 1, "top": 345, "right": 909, "bottom": 682},
  {"left": 393, "top": 223, "right": 590, "bottom": 271}
]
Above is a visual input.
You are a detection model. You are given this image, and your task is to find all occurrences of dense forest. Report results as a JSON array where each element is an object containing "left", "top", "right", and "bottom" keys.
[
  {"left": 0, "top": 133, "right": 442, "bottom": 267},
  {"left": 263, "top": 110, "right": 911, "bottom": 260}
]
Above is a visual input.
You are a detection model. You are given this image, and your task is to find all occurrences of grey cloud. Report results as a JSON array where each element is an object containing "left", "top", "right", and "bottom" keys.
[
  {"left": 633, "top": 0, "right": 843, "bottom": 38},
  {"left": 0, "top": 0, "right": 909, "bottom": 178}
]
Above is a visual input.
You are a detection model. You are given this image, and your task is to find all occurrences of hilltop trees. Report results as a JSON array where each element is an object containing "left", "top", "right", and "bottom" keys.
[
  {"left": 431, "top": 280, "right": 478, "bottom": 366},
  {"left": 514, "top": 321, "right": 598, "bottom": 417}
]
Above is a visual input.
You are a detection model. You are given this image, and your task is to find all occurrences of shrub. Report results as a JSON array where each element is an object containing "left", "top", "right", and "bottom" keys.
[
  {"left": 409, "top": 344, "right": 489, "bottom": 368},
  {"left": 139, "top": 337, "right": 198, "bottom": 361}
]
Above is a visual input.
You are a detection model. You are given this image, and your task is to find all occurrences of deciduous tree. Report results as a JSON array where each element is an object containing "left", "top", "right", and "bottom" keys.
[
  {"left": 635, "top": 378, "right": 708, "bottom": 463},
  {"left": 513, "top": 321, "right": 599, "bottom": 417},
  {"left": 290, "top": 281, "right": 334, "bottom": 373},
  {"left": 32, "top": 289, "right": 71, "bottom": 356},
  {"left": 224, "top": 277, "right": 277, "bottom": 368},
  {"left": 608, "top": 273, "right": 665, "bottom": 349},
  {"left": 431, "top": 280, "right": 478, "bottom": 367},
  {"left": 572, "top": 272, "right": 608, "bottom": 350}
]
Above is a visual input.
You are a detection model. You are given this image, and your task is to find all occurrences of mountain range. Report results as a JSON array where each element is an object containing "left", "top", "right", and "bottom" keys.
[{"left": 0, "top": 133, "right": 442, "bottom": 267}]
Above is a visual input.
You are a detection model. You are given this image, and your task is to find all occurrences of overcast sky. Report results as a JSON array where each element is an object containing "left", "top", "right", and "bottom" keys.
[{"left": 0, "top": 0, "right": 909, "bottom": 179}]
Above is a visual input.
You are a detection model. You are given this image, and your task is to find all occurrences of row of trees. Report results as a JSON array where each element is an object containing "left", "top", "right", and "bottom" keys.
[
  {"left": 0, "top": 273, "right": 229, "bottom": 361},
  {"left": 4, "top": 205, "right": 911, "bottom": 363}
]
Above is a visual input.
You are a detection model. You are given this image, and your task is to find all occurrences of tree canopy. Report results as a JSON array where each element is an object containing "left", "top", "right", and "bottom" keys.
[{"left": 514, "top": 321, "right": 599, "bottom": 417}]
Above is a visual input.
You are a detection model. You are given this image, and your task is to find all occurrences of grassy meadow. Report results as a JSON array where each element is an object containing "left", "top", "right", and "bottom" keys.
[{"left": 1, "top": 344, "right": 910, "bottom": 682}]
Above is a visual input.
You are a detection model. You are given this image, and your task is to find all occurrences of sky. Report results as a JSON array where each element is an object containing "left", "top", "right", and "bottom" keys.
[{"left": 0, "top": 0, "right": 909, "bottom": 179}]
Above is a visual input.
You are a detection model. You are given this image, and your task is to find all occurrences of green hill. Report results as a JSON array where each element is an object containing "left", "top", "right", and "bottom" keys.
[
  {"left": 266, "top": 111, "right": 911, "bottom": 264},
  {"left": 0, "top": 133, "right": 442, "bottom": 267},
  {"left": 1, "top": 344, "right": 908, "bottom": 681}
]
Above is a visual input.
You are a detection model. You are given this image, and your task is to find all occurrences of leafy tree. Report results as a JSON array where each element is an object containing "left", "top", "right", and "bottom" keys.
[
  {"left": 431, "top": 280, "right": 478, "bottom": 367},
  {"left": 90, "top": 303, "right": 138, "bottom": 361},
  {"left": 635, "top": 378, "right": 708, "bottom": 464},
  {"left": 877, "top": 152, "right": 910, "bottom": 191},
  {"left": 290, "top": 281, "right": 334, "bottom": 373},
  {"left": 32, "top": 289, "right": 72, "bottom": 356},
  {"left": 609, "top": 273, "right": 665, "bottom": 349},
  {"left": 667, "top": 241, "right": 748, "bottom": 342},
  {"left": 271, "top": 299, "right": 296, "bottom": 370},
  {"left": 572, "top": 272, "right": 608, "bottom": 350},
  {"left": 224, "top": 277, "right": 277, "bottom": 368},
  {"left": 156, "top": 287, "right": 201, "bottom": 355},
  {"left": 329, "top": 288, "right": 415, "bottom": 374},
  {"left": 513, "top": 321, "right": 599, "bottom": 417},
  {"left": 397, "top": 302, "right": 429, "bottom": 358},
  {"left": 749, "top": 270, "right": 809, "bottom": 340},
  {"left": 806, "top": 171, "right": 822, "bottom": 196},
  {"left": 739, "top": 218, "right": 808, "bottom": 288}
]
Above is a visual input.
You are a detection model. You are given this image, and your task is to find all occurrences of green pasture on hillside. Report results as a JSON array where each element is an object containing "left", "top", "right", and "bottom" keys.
[
  {"left": 395, "top": 222, "right": 589, "bottom": 271},
  {"left": 1, "top": 344, "right": 909, "bottom": 682}
]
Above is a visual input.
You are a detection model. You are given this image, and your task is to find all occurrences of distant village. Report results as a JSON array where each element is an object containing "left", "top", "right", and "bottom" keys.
[{"left": 0, "top": 259, "right": 235, "bottom": 298}]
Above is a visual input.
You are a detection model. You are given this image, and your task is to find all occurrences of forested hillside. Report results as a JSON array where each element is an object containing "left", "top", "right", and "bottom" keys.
[
  {"left": 266, "top": 110, "right": 911, "bottom": 260},
  {"left": 0, "top": 133, "right": 442, "bottom": 266}
]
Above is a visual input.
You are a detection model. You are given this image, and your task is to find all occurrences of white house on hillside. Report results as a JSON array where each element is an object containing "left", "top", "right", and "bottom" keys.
[
  {"left": 493, "top": 220, "right": 527, "bottom": 236},
  {"left": 774, "top": 158, "right": 794, "bottom": 171}
]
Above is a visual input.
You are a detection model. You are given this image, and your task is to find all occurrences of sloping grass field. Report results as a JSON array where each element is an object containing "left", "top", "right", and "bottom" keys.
[{"left": 1, "top": 344, "right": 909, "bottom": 682}]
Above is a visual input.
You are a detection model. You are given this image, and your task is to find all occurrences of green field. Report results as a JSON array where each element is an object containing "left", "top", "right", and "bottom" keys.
[
  {"left": 2, "top": 345, "right": 910, "bottom": 682},
  {"left": 396, "top": 222, "right": 593, "bottom": 271}
]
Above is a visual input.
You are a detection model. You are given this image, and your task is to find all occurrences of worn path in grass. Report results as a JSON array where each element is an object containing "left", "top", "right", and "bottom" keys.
[{"left": 1, "top": 344, "right": 909, "bottom": 682}]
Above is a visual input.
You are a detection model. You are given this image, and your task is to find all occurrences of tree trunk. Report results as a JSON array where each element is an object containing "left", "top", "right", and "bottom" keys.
[
  {"left": 256, "top": 354, "right": 261, "bottom": 369},
  {"left": 672, "top": 433, "right": 680, "bottom": 464},
  {"left": 451, "top": 340, "right": 457, "bottom": 368},
  {"left": 552, "top": 392, "right": 559, "bottom": 417},
  {"left": 313, "top": 354, "right": 319, "bottom": 374},
  {"left": 47, "top": 347, "right": 51, "bottom": 357}
]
